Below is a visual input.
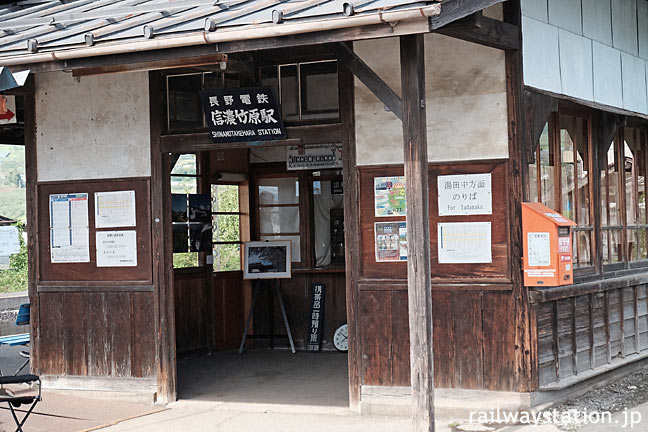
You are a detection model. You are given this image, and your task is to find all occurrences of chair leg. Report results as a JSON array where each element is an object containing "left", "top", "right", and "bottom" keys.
[
  {"left": 7, "top": 399, "right": 39, "bottom": 432},
  {"left": 13, "top": 359, "right": 29, "bottom": 376}
]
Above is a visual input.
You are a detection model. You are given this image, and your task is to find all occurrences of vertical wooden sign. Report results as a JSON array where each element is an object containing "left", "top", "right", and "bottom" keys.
[{"left": 306, "top": 283, "right": 326, "bottom": 352}]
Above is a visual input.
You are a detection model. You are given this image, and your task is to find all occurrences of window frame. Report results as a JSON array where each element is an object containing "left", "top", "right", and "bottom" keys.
[{"left": 211, "top": 182, "right": 244, "bottom": 273}]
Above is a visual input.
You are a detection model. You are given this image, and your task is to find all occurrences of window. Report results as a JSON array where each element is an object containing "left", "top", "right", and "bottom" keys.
[
  {"left": 260, "top": 60, "right": 339, "bottom": 123},
  {"left": 212, "top": 184, "right": 242, "bottom": 271},
  {"left": 257, "top": 176, "right": 301, "bottom": 262},
  {"left": 166, "top": 71, "right": 240, "bottom": 132},
  {"left": 172, "top": 154, "right": 199, "bottom": 268},
  {"left": 527, "top": 113, "right": 594, "bottom": 270},
  {"left": 528, "top": 113, "right": 648, "bottom": 273},
  {"left": 622, "top": 128, "right": 648, "bottom": 261}
]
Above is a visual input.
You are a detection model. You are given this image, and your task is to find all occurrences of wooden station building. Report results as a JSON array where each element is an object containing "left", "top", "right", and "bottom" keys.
[{"left": 2, "top": 0, "right": 648, "bottom": 421}]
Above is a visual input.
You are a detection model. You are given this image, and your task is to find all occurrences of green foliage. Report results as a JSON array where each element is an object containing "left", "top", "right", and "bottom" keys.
[
  {"left": 0, "top": 145, "right": 26, "bottom": 223},
  {"left": 0, "top": 224, "right": 28, "bottom": 293}
]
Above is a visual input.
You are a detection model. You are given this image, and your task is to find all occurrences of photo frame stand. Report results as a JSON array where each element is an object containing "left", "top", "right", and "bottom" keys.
[{"left": 238, "top": 279, "right": 296, "bottom": 354}]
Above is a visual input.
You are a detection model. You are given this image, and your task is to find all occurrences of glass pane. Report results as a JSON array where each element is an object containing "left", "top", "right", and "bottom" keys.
[
  {"left": 213, "top": 243, "right": 241, "bottom": 271},
  {"left": 259, "top": 206, "right": 300, "bottom": 234},
  {"left": 539, "top": 123, "right": 556, "bottom": 210},
  {"left": 625, "top": 128, "right": 640, "bottom": 226},
  {"left": 260, "top": 235, "right": 301, "bottom": 262},
  {"left": 173, "top": 252, "right": 199, "bottom": 268},
  {"left": 224, "top": 73, "right": 240, "bottom": 89},
  {"left": 258, "top": 177, "right": 299, "bottom": 204},
  {"left": 204, "top": 72, "right": 222, "bottom": 90},
  {"left": 167, "top": 74, "right": 203, "bottom": 130},
  {"left": 300, "top": 61, "right": 339, "bottom": 121},
  {"left": 601, "top": 140, "right": 621, "bottom": 226},
  {"left": 574, "top": 230, "right": 592, "bottom": 267},
  {"left": 602, "top": 230, "right": 610, "bottom": 264},
  {"left": 171, "top": 154, "right": 197, "bottom": 175},
  {"left": 213, "top": 214, "right": 240, "bottom": 242},
  {"left": 211, "top": 184, "right": 239, "bottom": 213},
  {"left": 280, "top": 64, "right": 299, "bottom": 121},
  {"left": 312, "top": 180, "right": 344, "bottom": 267},
  {"left": 640, "top": 229, "right": 648, "bottom": 260},
  {"left": 628, "top": 228, "right": 640, "bottom": 261},
  {"left": 260, "top": 66, "right": 279, "bottom": 102},
  {"left": 559, "top": 116, "right": 590, "bottom": 223},
  {"left": 171, "top": 176, "right": 197, "bottom": 194},
  {"left": 610, "top": 229, "right": 622, "bottom": 263}
]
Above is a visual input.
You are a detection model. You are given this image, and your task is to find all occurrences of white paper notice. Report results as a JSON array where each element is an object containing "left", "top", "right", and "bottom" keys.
[
  {"left": 438, "top": 173, "right": 492, "bottom": 216},
  {"left": 527, "top": 232, "right": 551, "bottom": 267},
  {"left": 95, "top": 190, "right": 136, "bottom": 228},
  {"left": 438, "top": 222, "right": 492, "bottom": 264},
  {"left": 96, "top": 230, "right": 138, "bottom": 267},
  {"left": 0, "top": 226, "right": 20, "bottom": 255},
  {"left": 49, "top": 193, "right": 90, "bottom": 263}
]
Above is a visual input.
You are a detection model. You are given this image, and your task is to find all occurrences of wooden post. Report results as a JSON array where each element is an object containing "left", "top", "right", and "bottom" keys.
[{"left": 400, "top": 34, "right": 434, "bottom": 432}]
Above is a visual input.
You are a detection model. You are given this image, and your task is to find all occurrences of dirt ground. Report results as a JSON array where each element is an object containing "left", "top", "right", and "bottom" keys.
[{"left": 550, "top": 368, "right": 648, "bottom": 430}]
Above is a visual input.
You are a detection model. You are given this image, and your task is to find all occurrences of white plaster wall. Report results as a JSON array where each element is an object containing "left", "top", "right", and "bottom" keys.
[
  {"left": 35, "top": 71, "right": 151, "bottom": 182},
  {"left": 521, "top": 0, "right": 648, "bottom": 116},
  {"left": 354, "top": 34, "right": 509, "bottom": 166}
]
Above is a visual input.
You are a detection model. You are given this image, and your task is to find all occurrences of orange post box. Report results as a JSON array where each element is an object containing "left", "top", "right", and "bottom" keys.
[{"left": 522, "top": 202, "right": 577, "bottom": 287}]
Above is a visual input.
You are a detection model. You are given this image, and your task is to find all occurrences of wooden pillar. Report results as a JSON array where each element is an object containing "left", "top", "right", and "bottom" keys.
[{"left": 400, "top": 34, "right": 434, "bottom": 431}]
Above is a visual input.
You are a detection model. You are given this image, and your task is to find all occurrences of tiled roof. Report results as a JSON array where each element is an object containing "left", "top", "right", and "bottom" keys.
[{"left": 0, "top": 0, "right": 440, "bottom": 64}]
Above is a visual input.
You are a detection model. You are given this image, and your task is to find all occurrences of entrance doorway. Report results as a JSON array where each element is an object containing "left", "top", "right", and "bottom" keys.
[{"left": 160, "top": 49, "right": 353, "bottom": 408}]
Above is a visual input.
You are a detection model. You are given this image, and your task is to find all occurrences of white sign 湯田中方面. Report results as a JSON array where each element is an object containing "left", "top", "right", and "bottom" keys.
[
  {"left": 286, "top": 144, "right": 342, "bottom": 170},
  {"left": 0, "top": 226, "right": 20, "bottom": 256},
  {"left": 96, "top": 230, "right": 138, "bottom": 267},
  {"left": 95, "top": 190, "right": 136, "bottom": 228},
  {"left": 437, "top": 222, "right": 491, "bottom": 264},
  {"left": 438, "top": 173, "right": 492, "bottom": 216}
]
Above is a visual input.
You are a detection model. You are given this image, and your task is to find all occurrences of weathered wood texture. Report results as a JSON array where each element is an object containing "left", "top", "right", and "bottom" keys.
[
  {"left": 358, "top": 287, "right": 516, "bottom": 390},
  {"left": 358, "top": 161, "right": 510, "bottom": 282},
  {"left": 536, "top": 285, "right": 648, "bottom": 386},
  {"left": 38, "top": 291, "right": 155, "bottom": 378},
  {"left": 356, "top": 158, "right": 517, "bottom": 391},
  {"left": 36, "top": 178, "right": 153, "bottom": 284},
  {"left": 400, "top": 33, "right": 434, "bottom": 432},
  {"left": 174, "top": 270, "right": 247, "bottom": 354},
  {"left": 251, "top": 273, "right": 347, "bottom": 350}
]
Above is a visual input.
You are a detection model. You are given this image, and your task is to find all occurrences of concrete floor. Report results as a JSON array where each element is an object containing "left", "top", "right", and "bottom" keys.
[{"left": 177, "top": 349, "right": 350, "bottom": 412}]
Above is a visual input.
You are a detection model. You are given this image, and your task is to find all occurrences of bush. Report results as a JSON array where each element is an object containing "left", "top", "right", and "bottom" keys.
[{"left": 0, "top": 224, "right": 28, "bottom": 293}]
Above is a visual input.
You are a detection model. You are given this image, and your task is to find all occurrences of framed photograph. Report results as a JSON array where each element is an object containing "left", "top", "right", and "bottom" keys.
[{"left": 243, "top": 241, "right": 292, "bottom": 279}]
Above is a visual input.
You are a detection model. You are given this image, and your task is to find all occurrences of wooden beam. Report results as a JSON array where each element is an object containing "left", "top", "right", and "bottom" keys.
[
  {"left": 400, "top": 34, "right": 434, "bottom": 432},
  {"left": 429, "top": 0, "right": 507, "bottom": 30},
  {"left": 437, "top": 15, "right": 520, "bottom": 51},
  {"left": 72, "top": 53, "right": 228, "bottom": 77},
  {"left": 149, "top": 71, "right": 177, "bottom": 403},
  {"left": 334, "top": 43, "right": 403, "bottom": 121}
]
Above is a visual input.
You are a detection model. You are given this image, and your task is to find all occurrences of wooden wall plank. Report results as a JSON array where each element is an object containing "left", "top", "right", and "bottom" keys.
[
  {"left": 452, "top": 292, "right": 484, "bottom": 389},
  {"left": 482, "top": 292, "right": 516, "bottom": 391},
  {"left": 110, "top": 293, "right": 132, "bottom": 377},
  {"left": 359, "top": 291, "right": 392, "bottom": 386},
  {"left": 39, "top": 293, "right": 65, "bottom": 375},
  {"left": 391, "top": 290, "right": 411, "bottom": 386},
  {"left": 432, "top": 291, "right": 454, "bottom": 388},
  {"left": 64, "top": 293, "right": 88, "bottom": 376},
  {"left": 131, "top": 292, "right": 156, "bottom": 378},
  {"left": 87, "top": 292, "right": 109, "bottom": 376}
]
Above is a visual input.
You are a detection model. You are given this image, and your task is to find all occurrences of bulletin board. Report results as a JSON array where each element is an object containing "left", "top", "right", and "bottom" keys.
[
  {"left": 358, "top": 161, "right": 510, "bottom": 281},
  {"left": 37, "top": 178, "right": 153, "bottom": 284}
]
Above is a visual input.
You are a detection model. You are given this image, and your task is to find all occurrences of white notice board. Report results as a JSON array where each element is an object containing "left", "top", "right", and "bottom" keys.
[
  {"left": 438, "top": 173, "right": 492, "bottom": 216},
  {"left": 527, "top": 232, "right": 551, "bottom": 267},
  {"left": 94, "top": 190, "right": 136, "bottom": 228},
  {"left": 0, "top": 226, "right": 20, "bottom": 256},
  {"left": 437, "top": 222, "right": 492, "bottom": 264},
  {"left": 96, "top": 230, "right": 138, "bottom": 267}
]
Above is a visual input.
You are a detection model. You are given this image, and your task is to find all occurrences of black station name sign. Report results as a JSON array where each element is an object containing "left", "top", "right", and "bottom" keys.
[{"left": 200, "top": 87, "right": 286, "bottom": 143}]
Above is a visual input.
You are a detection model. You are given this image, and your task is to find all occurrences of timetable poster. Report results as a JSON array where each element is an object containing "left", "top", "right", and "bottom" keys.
[{"left": 49, "top": 193, "right": 90, "bottom": 263}]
